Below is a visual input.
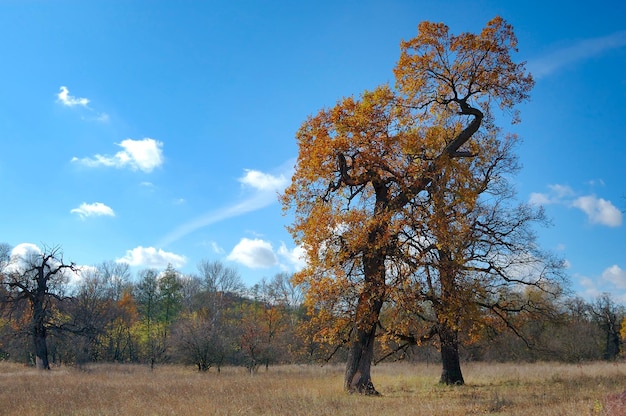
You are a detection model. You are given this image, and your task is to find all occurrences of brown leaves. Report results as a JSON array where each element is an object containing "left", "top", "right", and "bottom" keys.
[
  {"left": 282, "top": 16, "right": 535, "bottom": 357},
  {"left": 395, "top": 15, "right": 534, "bottom": 119}
]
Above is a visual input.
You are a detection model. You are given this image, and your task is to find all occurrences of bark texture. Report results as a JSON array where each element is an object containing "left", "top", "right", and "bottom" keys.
[{"left": 438, "top": 324, "right": 464, "bottom": 385}]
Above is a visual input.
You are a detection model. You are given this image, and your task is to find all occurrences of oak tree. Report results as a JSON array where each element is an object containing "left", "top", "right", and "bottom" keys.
[
  {"left": 383, "top": 135, "right": 566, "bottom": 384},
  {"left": 282, "top": 16, "right": 533, "bottom": 393},
  {"left": 0, "top": 245, "right": 77, "bottom": 369}
]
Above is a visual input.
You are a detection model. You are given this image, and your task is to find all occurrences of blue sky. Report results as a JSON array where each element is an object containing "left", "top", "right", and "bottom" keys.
[{"left": 1, "top": 1, "right": 625, "bottom": 299}]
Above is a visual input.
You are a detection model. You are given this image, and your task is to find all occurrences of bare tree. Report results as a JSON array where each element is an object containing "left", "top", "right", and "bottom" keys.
[
  {"left": 97, "top": 260, "right": 132, "bottom": 301},
  {"left": 0, "top": 245, "right": 77, "bottom": 369},
  {"left": 196, "top": 259, "right": 244, "bottom": 320},
  {"left": 590, "top": 293, "right": 623, "bottom": 360}
]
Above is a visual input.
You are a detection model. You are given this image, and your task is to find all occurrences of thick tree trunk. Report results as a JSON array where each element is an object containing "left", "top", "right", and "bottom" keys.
[
  {"left": 34, "top": 332, "right": 50, "bottom": 370},
  {"left": 344, "top": 322, "right": 379, "bottom": 395},
  {"left": 344, "top": 275, "right": 384, "bottom": 395},
  {"left": 32, "top": 297, "right": 50, "bottom": 370},
  {"left": 343, "top": 249, "right": 387, "bottom": 395},
  {"left": 438, "top": 323, "right": 463, "bottom": 385}
]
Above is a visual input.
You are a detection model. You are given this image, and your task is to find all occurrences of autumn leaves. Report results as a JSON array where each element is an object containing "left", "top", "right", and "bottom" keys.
[{"left": 282, "top": 17, "right": 548, "bottom": 391}]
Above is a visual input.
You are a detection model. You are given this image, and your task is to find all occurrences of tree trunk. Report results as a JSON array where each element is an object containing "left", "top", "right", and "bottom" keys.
[
  {"left": 343, "top": 181, "right": 389, "bottom": 395},
  {"left": 34, "top": 333, "right": 50, "bottom": 370},
  {"left": 438, "top": 323, "right": 463, "bottom": 385},
  {"left": 344, "top": 322, "right": 379, "bottom": 395},
  {"left": 32, "top": 298, "right": 50, "bottom": 370},
  {"left": 344, "top": 281, "right": 384, "bottom": 395}
]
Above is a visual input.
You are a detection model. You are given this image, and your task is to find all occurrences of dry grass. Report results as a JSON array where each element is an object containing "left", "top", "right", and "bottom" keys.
[{"left": 0, "top": 361, "right": 625, "bottom": 415}]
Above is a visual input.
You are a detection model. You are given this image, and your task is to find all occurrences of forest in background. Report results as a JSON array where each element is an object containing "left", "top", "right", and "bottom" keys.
[{"left": 0, "top": 244, "right": 623, "bottom": 372}]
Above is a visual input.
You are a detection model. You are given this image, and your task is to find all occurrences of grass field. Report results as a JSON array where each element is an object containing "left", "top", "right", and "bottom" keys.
[{"left": 1, "top": 361, "right": 626, "bottom": 415}]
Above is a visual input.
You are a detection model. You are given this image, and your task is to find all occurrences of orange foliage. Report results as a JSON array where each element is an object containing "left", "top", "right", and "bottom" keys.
[{"left": 282, "top": 16, "right": 534, "bottom": 365}]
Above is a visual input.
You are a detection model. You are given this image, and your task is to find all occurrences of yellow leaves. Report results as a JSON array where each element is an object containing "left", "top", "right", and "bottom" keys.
[
  {"left": 620, "top": 317, "right": 626, "bottom": 342},
  {"left": 283, "top": 16, "right": 535, "bottom": 363},
  {"left": 395, "top": 15, "right": 533, "bottom": 120}
]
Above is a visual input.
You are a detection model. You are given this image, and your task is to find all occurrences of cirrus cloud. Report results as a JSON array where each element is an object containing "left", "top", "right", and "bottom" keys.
[
  {"left": 528, "top": 30, "right": 626, "bottom": 78},
  {"left": 71, "top": 138, "right": 164, "bottom": 173},
  {"left": 158, "top": 162, "right": 294, "bottom": 247}
]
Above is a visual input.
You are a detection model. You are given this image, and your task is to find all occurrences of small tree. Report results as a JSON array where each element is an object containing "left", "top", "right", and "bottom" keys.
[
  {"left": 135, "top": 268, "right": 164, "bottom": 368},
  {"left": 591, "top": 293, "right": 623, "bottom": 360},
  {"left": 171, "top": 309, "right": 228, "bottom": 371}
]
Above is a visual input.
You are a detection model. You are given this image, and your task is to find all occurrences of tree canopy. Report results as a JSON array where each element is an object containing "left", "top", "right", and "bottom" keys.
[{"left": 282, "top": 16, "right": 546, "bottom": 392}]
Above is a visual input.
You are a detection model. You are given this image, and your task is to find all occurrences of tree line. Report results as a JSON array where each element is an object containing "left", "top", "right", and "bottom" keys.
[{"left": 0, "top": 243, "right": 623, "bottom": 376}]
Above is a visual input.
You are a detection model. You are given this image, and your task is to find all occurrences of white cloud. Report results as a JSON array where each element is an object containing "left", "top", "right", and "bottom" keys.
[
  {"left": 239, "top": 169, "right": 289, "bottom": 192},
  {"left": 576, "top": 265, "right": 626, "bottom": 302},
  {"left": 601, "top": 265, "right": 626, "bottom": 289},
  {"left": 528, "top": 30, "right": 626, "bottom": 78},
  {"left": 530, "top": 184, "right": 622, "bottom": 228},
  {"left": 6, "top": 243, "right": 84, "bottom": 285},
  {"left": 572, "top": 195, "right": 622, "bottom": 227},
  {"left": 72, "top": 138, "right": 164, "bottom": 173},
  {"left": 227, "top": 238, "right": 278, "bottom": 269},
  {"left": 528, "top": 192, "right": 551, "bottom": 205},
  {"left": 116, "top": 246, "right": 186, "bottom": 269},
  {"left": 56, "top": 86, "right": 109, "bottom": 122},
  {"left": 278, "top": 242, "right": 307, "bottom": 272},
  {"left": 7, "top": 243, "right": 43, "bottom": 271},
  {"left": 579, "top": 275, "right": 602, "bottom": 299},
  {"left": 70, "top": 202, "right": 115, "bottom": 219},
  {"left": 529, "top": 184, "right": 575, "bottom": 205},
  {"left": 57, "top": 86, "right": 89, "bottom": 107},
  {"left": 11, "top": 242, "right": 42, "bottom": 258}
]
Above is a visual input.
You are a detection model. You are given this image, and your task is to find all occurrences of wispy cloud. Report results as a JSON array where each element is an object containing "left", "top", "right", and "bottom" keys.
[
  {"left": 56, "top": 86, "right": 110, "bottom": 122},
  {"left": 529, "top": 184, "right": 575, "bottom": 205},
  {"left": 530, "top": 184, "right": 622, "bottom": 227},
  {"left": 57, "top": 86, "right": 89, "bottom": 107},
  {"left": 116, "top": 246, "right": 186, "bottom": 269},
  {"left": 71, "top": 138, "right": 164, "bottom": 173},
  {"left": 158, "top": 163, "right": 293, "bottom": 247},
  {"left": 528, "top": 31, "right": 626, "bottom": 78},
  {"left": 70, "top": 202, "right": 115, "bottom": 220}
]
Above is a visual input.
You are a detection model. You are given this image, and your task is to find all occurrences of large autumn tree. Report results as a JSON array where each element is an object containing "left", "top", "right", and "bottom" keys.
[{"left": 282, "top": 17, "right": 534, "bottom": 394}]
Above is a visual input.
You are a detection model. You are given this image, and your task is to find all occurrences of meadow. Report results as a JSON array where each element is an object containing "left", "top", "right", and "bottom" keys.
[{"left": 1, "top": 361, "right": 626, "bottom": 415}]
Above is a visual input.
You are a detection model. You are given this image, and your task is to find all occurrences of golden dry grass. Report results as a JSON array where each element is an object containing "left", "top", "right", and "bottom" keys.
[{"left": 0, "top": 361, "right": 625, "bottom": 415}]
